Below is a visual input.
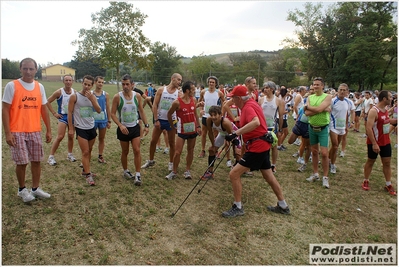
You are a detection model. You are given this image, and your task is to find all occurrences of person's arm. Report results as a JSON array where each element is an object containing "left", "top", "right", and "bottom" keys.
[
  {"left": 67, "top": 94, "right": 76, "bottom": 138},
  {"left": 293, "top": 94, "right": 301, "bottom": 116},
  {"left": 199, "top": 90, "right": 205, "bottom": 117},
  {"left": 222, "top": 99, "right": 235, "bottom": 121},
  {"left": 306, "top": 94, "right": 332, "bottom": 114},
  {"left": 223, "top": 118, "right": 233, "bottom": 134},
  {"left": 167, "top": 100, "right": 179, "bottom": 130},
  {"left": 105, "top": 92, "right": 112, "bottom": 129},
  {"left": 277, "top": 98, "right": 285, "bottom": 133},
  {"left": 84, "top": 91, "right": 101, "bottom": 113},
  {"left": 2, "top": 102, "right": 15, "bottom": 147},
  {"left": 136, "top": 94, "right": 149, "bottom": 136},
  {"left": 152, "top": 87, "right": 163, "bottom": 128},
  {"left": 219, "top": 91, "right": 225, "bottom": 103},
  {"left": 41, "top": 104, "right": 52, "bottom": 143},
  {"left": 46, "top": 89, "right": 62, "bottom": 119},
  {"left": 110, "top": 93, "right": 126, "bottom": 135},
  {"left": 206, "top": 117, "right": 215, "bottom": 147},
  {"left": 365, "top": 108, "right": 379, "bottom": 153}
]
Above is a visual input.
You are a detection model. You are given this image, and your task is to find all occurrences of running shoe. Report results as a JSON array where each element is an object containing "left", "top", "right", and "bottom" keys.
[
  {"left": 330, "top": 164, "right": 337, "bottom": 174},
  {"left": 17, "top": 188, "right": 35, "bottom": 203},
  {"left": 31, "top": 187, "right": 51, "bottom": 199},
  {"left": 384, "top": 185, "right": 397, "bottom": 196},
  {"left": 124, "top": 171, "right": 134, "bottom": 179},
  {"left": 98, "top": 155, "right": 106, "bottom": 163},
  {"left": 362, "top": 180, "right": 370, "bottom": 191},
  {"left": 134, "top": 175, "right": 142, "bottom": 186},
  {"left": 183, "top": 170, "right": 192, "bottom": 179},
  {"left": 322, "top": 176, "right": 330, "bottom": 189},
  {"left": 165, "top": 171, "right": 177, "bottom": 180},
  {"left": 198, "top": 150, "right": 205, "bottom": 158},
  {"left": 141, "top": 160, "right": 155, "bottom": 169},
  {"left": 47, "top": 156, "right": 57, "bottom": 166},
  {"left": 297, "top": 157, "right": 305, "bottom": 165},
  {"left": 67, "top": 154, "right": 77, "bottom": 162},
  {"left": 267, "top": 203, "right": 290, "bottom": 215},
  {"left": 339, "top": 151, "right": 345, "bottom": 157},
  {"left": 201, "top": 171, "right": 214, "bottom": 180},
  {"left": 297, "top": 164, "right": 307, "bottom": 172},
  {"left": 85, "top": 174, "right": 95, "bottom": 186},
  {"left": 306, "top": 173, "right": 320, "bottom": 182},
  {"left": 222, "top": 204, "right": 244, "bottom": 217}
]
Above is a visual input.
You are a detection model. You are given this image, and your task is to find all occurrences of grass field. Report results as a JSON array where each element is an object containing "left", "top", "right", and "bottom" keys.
[{"left": 1, "top": 79, "right": 397, "bottom": 265}]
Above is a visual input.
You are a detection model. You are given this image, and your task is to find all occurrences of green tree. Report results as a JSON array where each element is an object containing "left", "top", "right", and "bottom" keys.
[
  {"left": 2, "top": 59, "right": 20, "bottom": 79},
  {"left": 148, "top": 41, "right": 181, "bottom": 85},
  {"left": 69, "top": 57, "right": 106, "bottom": 80},
  {"left": 188, "top": 54, "right": 217, "bottom": 85},
  {"left": 72, "top": 1, "right": 151, "bottom": 90}
]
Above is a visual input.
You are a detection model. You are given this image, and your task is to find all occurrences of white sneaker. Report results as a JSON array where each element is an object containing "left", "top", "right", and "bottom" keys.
[
  {"left": 297, "top": 164, "right": 307, "bottom": 172},
  {"left": 292, "top": 151, "right": 299, "bottom": 157},
  {"left": 17, "top": 188, "right": 35, "bottom": 202},
  {"left": 226, "top": 160, "right": 232, "bottom": 168},
  {"left": 339, "top": 151, "right": 345, "bottom": 157},
  {"left": 47, "top": 156, "right": 57, "bottom": 166},
  {"left": 67, "top": 154, "right": 77, "bottom": 162},
  {"left": 306, "top": 174, "right": 320, "bottom": 182},
  {"left": 163, "top": 148, "right": 169, "bottom": 154},
  {"left": 330, "top": 164, "right": 337, "bottom": 174},
  {"left": 395, "top": 144, "right": 398, "bottom": 148},
  {"left": 297, "top": 157, "right": 305, "bottom": 165},
  {"left": 31, "top": 187, "right": 51, "bottom": 199},
  {"left": 141, "top": 160, "right": 155, "bottom": 169},
  {"left": 183, "top": 170, "right": 192, "bottom": 179},
  {"left": 124, "top": 170, "right": 134, "bottom": 179},
  {"left": 322, "top": 176, "right": 330, "bottom": 188},
  {"left": 362, "top": 134, "right": 367, "bottom": 138},
  {"left": 165, "top": 171, "right": 177, "bottom": 180},
  {"left": 134, "top": 175, "right": 142, "bottom": 186},
  {"left": 293, "top": 139, "right": 301, "bottom": 146},
  {"left": 168, "top": 162, "right": 173, "bottom": 171}
]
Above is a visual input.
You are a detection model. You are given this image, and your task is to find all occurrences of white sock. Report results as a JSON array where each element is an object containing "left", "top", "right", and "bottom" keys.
[
  {"left": 234, "top": 202, "right": 242, "bottom": 209},
  {"left": 278, "top": 200, "right": 288, "bottom": 209},
  {"left": 124, "top": 169, "right": 129, "bottom": 173},
  {"left": 68, "top": 152, "right": 73, "bottom": 156},
  {"left": 136, "top": 172, "right": 140, "bottom": 177},
  {"left": 386, "top": 181, "right": 392, "bottom": 186}
]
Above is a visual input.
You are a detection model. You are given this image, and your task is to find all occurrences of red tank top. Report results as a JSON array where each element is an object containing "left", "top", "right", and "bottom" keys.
[
  {"left": 367, "top": 106, "right": 391, "bottom": 146},
  {"left": 176, "top": 97, "right": 197, "bottom": 134}
]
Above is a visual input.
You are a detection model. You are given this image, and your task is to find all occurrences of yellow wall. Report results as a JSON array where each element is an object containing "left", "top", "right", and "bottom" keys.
[{"left": 42, "top": 64, "right": 75, "bottom": 80}]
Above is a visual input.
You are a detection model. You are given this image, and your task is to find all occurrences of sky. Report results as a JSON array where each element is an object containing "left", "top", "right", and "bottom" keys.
[{"left": 1, "top": 1, "right": 315, "bottom": 66}]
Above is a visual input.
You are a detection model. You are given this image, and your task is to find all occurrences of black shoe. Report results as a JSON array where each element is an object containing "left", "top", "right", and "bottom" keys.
[
  {"left": 222, "top": 204, "right": 245, "bottom": 218},
  {"left": 267, "top": 203, "right": 290, "bottom": 215},
  {"left": 271, "top": 165, "right": 276, "bottom": 173}
]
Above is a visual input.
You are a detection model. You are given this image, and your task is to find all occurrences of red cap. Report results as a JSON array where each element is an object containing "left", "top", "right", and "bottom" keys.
[{"left": 227, "top": 85, "right": 248, "bottom": 97}]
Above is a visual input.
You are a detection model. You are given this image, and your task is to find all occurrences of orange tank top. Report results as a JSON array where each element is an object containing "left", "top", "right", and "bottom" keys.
[{"left": 10, "top": 80, "right": 42, "bottom": 132}]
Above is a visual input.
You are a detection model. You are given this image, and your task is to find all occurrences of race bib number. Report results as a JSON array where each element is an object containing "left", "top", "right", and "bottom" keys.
[
  {"left": 183, "top": 122, "right": 195, "bottom": 133},
  {"left": 93, "top": 111, "right": 105, "bottom": 121},
  {"left": 62, "top": 104, "right": 68, "bottom": 114},
  {"left": 122, "top": 111, "right": 137, "bottom": 123},
  {"left": 160, "top": 99, "right": 172, "bottom": 110},
  {"left": 336, "top": 118, "right": 346, "bottom": 128},
  {"left": 266, "top": 118, "right": 275, "bottom": 128},
  {"left": 231, "top": 108, "right": 238, "bottom": 117},
  {"left": 383, "top": 123, "right": 390, "bottom": 134},
  {"left": 80, "top": 107, "right": 92, "bottom": 118}
]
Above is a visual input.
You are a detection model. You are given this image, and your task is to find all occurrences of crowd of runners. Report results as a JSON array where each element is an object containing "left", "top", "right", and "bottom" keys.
[{"left": 3, "top": 57, "right": 397, "bottom": 217}]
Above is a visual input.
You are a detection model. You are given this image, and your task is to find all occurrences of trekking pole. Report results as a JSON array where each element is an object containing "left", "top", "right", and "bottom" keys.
[
  {"left": 197, "top": 142, "right": 233, "bottom": 194},
  {"left": 171, "top": 143, "right": 228, "bottom": 217}
]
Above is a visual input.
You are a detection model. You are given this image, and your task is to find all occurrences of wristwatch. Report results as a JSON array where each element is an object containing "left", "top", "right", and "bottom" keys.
[{"left": 144, "top": 124, "right": 149, "bottom": 128}]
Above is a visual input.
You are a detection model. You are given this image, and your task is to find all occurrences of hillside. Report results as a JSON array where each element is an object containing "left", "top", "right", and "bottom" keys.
[{"left": 180, "top": 50, "right": 279, "bottom": 64}]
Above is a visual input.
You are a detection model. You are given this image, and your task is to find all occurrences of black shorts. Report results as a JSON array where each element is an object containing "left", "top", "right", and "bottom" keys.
[
  {"left": 75, "top": 127, "right": 97, "bottom": 141},
  {"left": 202, "top": 117, "right": 207, "bottom": 127},
  {"left": 239, "top": 150, "right": 271, "bottom": 171},
  {"left": 367, "top": 144, "right": 392, "bottom": 159},
  {"left": 292, "top": 121, "right": 309, "bottom": 139},
  {"left": 178, "top": 133, "right": 198, "bottom": 139},
  {"left": 117, "top": 124, "right": 140, "bottom": 142},
  {"left": 275, "top": 118, "right": 288, "bottom": 131},
  {"left": 355, "top": 111, "right": 361, "bottom": 117}
]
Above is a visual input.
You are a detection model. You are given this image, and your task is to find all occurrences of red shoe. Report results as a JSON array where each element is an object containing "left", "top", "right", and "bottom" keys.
[
  {"left": 384, "top": 185, "right": 397, "bottom": 196},
  {"left": 362, "top": 180, "right": 370, "bottom": 191},
  {"left": 201, "top": 171, "right": 214, "bottom": 181},
  {"left": 198, "top": 150, "right": 205, "bottom": 158}
]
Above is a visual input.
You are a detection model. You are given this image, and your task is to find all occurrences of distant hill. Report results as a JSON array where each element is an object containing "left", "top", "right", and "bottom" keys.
[{"left": 181, "top": 50, "right": 279, "bottom": 64}]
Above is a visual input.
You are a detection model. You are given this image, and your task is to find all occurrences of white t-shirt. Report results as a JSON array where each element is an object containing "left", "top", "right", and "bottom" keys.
[{"left": 3, "top": 79, "right": 47, "bottom": 105}]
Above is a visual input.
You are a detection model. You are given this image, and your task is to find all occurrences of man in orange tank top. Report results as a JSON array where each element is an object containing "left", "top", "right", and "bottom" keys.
[{"left": 2, "top": 58, "right": 52, "bottom": 202}]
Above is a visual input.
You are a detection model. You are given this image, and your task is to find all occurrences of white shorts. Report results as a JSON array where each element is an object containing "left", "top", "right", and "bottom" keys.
[{"left": 330, "top": 127, "right": 346, "bottom": 136}]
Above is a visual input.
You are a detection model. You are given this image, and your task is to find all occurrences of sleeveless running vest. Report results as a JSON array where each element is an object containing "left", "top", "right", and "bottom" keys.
[
  {"left": 57, "top": 87, "right": 75, "bottom": 115},
  {"left": 308, "top": 93, "right": 330, "bottom": 126},
  {"left": 367, "top": 106, "right": 391, "bottom": 147},
  {"left": 158, "top": 86, "right": 178, "bottom": 121},
  {"left": 73, "top": 92, "right": 95, "bottom": 130},
  {"left": 10, "top": 80, "right": 42, "bottom": 132},
  {"left": 203, "top": 90, "right": 220, "bottom": 118},
  {"left": 176, "top": 97, "right": 197, "bottom": 134},
  {"left": 92, "top": 90, "right": 107, "bottom": 122},
  {"left": 261, "top": 95, "right": 278, "bottom": 128},
  {"left": 117, "top": 91, "right": 139, "bottom": 128}
]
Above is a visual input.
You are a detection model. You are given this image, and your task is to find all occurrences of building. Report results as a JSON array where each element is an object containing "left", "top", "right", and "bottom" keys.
[{"left": 41, "top": 64, "right": 76, "bottom": 81}]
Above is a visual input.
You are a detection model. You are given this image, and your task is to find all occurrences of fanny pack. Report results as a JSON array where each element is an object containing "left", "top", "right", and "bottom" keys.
[
  {"left": 246, "top": 132, "right": 274, "bottom": 145},
  {"left": 309, "top": 124, "right": 328, "bottom": 132}
]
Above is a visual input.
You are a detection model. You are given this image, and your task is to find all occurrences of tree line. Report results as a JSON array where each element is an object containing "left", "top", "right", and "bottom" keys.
[{"left": 2, "top": 2, "right": 396, "bottom": 91}]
